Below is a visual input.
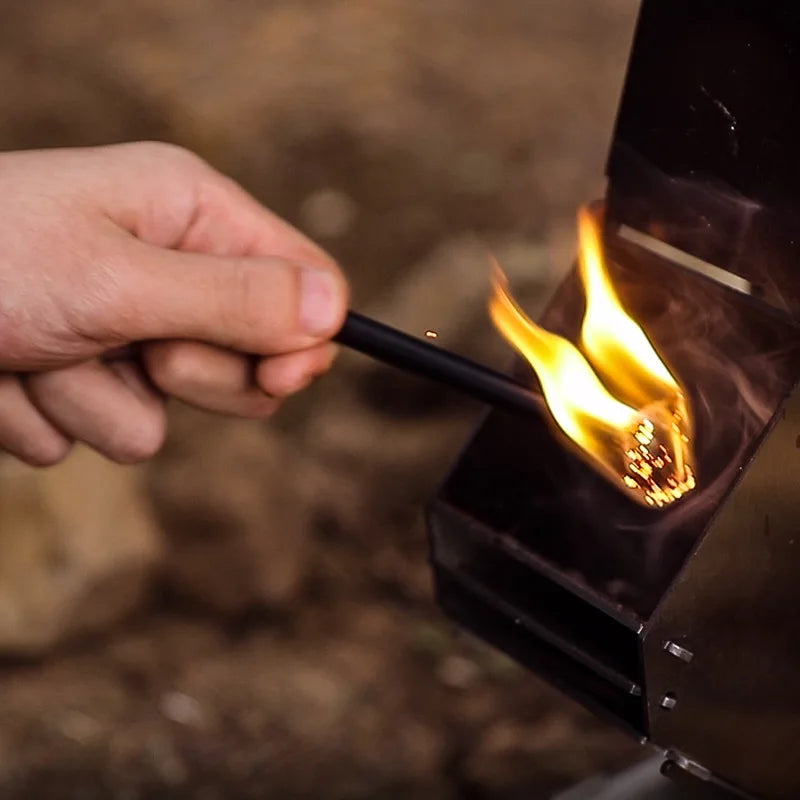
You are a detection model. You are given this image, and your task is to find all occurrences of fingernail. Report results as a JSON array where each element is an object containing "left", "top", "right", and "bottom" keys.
[{"left": 299, "top": 268, "right": 342, "bottom": 336}]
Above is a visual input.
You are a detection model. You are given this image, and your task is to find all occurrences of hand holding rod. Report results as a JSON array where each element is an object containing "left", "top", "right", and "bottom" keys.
[{"left": 333, "top": 311, "right": 545, "bottom": 418}]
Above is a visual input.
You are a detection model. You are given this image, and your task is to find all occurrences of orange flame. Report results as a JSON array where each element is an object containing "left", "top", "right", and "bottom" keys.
[{"left": 489, "top": 208, "right": 695, "bottom": 508}]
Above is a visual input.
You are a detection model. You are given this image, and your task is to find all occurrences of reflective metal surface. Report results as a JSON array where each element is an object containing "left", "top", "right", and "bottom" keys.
[
  {"left": 428, "top": 2, "right": 800, "bottom": 797},
  {"left": 552, "top": 756, "right": 740, "bottom": 800},
  {"left": 608, "top": 0, "right": 800, "bottom": 316},
  {"left": 644, "top": 383, "right": 800, "bottom": 799}
]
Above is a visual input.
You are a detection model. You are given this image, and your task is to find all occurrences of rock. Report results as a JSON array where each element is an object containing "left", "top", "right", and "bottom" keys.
[
  {"left": 148, "top": 409, "right": 328, "bottom": 614},
  {"left": 0, "top": 448, "right": 161, "bottom": 656}
]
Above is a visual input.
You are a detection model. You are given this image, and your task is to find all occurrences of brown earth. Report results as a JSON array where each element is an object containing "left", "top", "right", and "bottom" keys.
[{"left": 0, "top": 1, "right": 646, "bottom": 797}]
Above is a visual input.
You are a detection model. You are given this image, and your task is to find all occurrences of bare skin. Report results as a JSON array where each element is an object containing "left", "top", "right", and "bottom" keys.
[{"left": 0, "top": 142, "right": 349, "bottom": 466}]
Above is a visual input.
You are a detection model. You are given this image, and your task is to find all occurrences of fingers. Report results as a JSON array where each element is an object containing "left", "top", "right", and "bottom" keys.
[
  {"left": 0, "top": 144, "right": 349, "bottom": 377},
  {"left": 24, "top": 360, "right": 166, "bottom": 464},
  {"left": 143, "top": 340, "right": 280, "bottom": 418},
  {"left": 0, "top": 375, "right": 72, "bottom": 466},
  {"left": 142, "top": 340, "right": 338, "bottom": 415},
  {"left": 0, "top": 334, "right": 336, "bottom": 469},
  {"left": 0, "top": 144, "right": 348, "bottom": 446},
  {"left": 87, "top": 143, "right": 349, "bottom": 355},
  {"left": 113, "top": 243, "right": 348, "bottom": 355},
  {"left": 256, "top": 342, "right": 338, "bottom": 398}
]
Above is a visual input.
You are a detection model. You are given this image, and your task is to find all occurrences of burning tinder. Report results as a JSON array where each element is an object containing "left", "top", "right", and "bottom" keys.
[{"left": 489, "top": 209, "right": 696, "bottom": 508}]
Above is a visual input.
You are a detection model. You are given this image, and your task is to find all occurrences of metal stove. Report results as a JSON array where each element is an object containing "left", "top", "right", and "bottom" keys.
[{"left": 428, "top": 2, "right": 800, "bottom": 798}]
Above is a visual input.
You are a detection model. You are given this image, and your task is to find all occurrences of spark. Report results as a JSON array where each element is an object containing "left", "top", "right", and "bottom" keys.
[{"left": 700, "top": 85, "right": 739, "bottom": 156}]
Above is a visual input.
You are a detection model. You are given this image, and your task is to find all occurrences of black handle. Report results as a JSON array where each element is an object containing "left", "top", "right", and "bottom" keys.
[{"left": 334, "top": 311, "right": 543, "bottom": 418}]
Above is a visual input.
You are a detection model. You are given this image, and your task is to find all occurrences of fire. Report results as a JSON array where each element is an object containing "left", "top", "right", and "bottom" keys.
[{"left": 489, "top": 208, "right": 695, "bottom": 508}]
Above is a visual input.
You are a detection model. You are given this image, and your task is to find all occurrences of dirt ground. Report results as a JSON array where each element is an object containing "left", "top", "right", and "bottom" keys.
[{"left": 0, "top": 1, "right": 646, "bottom": 797}]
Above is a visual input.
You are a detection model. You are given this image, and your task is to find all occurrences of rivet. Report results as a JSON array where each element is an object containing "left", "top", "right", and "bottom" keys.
[
  {"left": 664, "top": 641, "right": 694, "bottom": 663},
  {"left": 661, "top": 693, "right": 677, "bottom": 711}
]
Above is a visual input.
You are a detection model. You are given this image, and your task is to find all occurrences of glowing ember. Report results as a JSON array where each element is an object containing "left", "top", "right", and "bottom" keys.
[{"left": 489, "top": 208, "right": 696, "bottom": 508}]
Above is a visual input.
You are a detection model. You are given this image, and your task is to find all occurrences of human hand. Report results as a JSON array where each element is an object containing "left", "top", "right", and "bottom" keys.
[{"left": 0, "top": 142, "right": 348, "bottom": 465}]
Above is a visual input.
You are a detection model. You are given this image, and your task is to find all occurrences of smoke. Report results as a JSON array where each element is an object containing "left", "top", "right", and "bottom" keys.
[
  {"left": 627, "top": 258, "right": 799, "bottom": 584},
  {"left": 528, "top": 237, "right": 800, "bottom": 618}
]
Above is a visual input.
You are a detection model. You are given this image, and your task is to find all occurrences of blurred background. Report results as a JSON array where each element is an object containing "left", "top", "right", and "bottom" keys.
[{"left": 0, "top": 1, "right": 644, "bottom": 797}]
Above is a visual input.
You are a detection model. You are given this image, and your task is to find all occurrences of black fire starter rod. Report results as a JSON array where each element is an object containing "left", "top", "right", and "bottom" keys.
[{"left": 334, "top": 311, "right": 545, "bottom": 418}]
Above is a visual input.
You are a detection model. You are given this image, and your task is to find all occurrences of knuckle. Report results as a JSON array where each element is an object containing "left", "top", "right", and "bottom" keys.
[
  {"left": 144, "top": 342, "right": 202, "bottom": 394},
  {"left": 61, "top": 249, "right": 134, "bottom": 346},
  {"left": 24, "top": 436, "right": 72, "bottom": 468},
  {"left": 107, "top": 142, "right": 211, "bottom": 208},
  {"left": 109, "top": 415, "right": 166, "bottom": 464},
  {"left": 95, "top": 141, "right": 203, "bottom": 182},
  {"left": 224, "top": 259, "right": 297, "bottom": 346},
  {"left": 131, "top": 140, "right": 199, "bottom": 167},
  {"left": 145, "top": 142, "right": 213, "bottom": 188},
  {"left": 229, "top": 261, "right": 263, "bottom": 330}
]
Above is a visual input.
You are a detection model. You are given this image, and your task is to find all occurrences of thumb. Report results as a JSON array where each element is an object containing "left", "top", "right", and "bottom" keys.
[{"left": 115, "top": 241, "right": 348, "bottom": 354}]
